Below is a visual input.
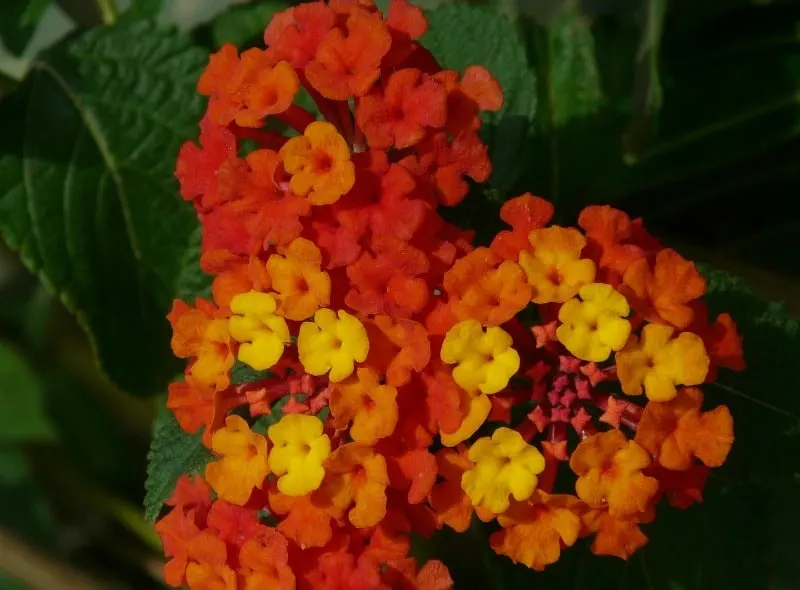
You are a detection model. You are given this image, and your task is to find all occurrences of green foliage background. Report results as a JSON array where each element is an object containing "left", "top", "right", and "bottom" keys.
[{"left": 0, "top": 0, "right": 798, "bottom": 588}]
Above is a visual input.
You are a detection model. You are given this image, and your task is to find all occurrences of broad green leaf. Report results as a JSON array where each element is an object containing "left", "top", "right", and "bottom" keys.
[
  {"left": 422, "top": 3, "right": 537, "bottom": 194},
  {"left": 144, "top": 395, "right": 211, "bottom": 522},
  {"left": 210, "top": 0, "right": 291, "bottom": 49},
  {"left": 0, "top": 341, "right": 54, "bottom": 442},
  {"left": 0, "top": 22, "right": 209, "bottom": 396},
  {"left": 0, "top": 0, "right": 51, "bottom": 56}
]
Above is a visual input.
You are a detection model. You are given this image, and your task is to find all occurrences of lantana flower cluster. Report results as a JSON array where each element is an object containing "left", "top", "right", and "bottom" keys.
[{"left": 156, "top": 1, "right": 746, "bottom": 588}]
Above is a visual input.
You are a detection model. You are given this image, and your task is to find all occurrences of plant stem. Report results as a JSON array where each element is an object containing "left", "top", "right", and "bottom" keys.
[{"left": 96, "top": 0, "right": 118, "bottom": 26}]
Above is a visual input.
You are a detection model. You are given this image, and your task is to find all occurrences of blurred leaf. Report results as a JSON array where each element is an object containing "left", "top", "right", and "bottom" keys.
[
  {"left": 0, "top": 342, "right": 54, "bottom": 443},
  {"left": 210, "top": 0, "right": 292, "bottom": 49},
  {"left": 0, "top": 446, "right": 56, "bottom": 548},
  {"left": 422, "top": 3, "right": 537, "bottom": 194},
  {"left": 0, "top": 22, "right": 208, "bottom": 396},
  {"left": 43, "top": 370, "right": 143, "bottom": 490},
  {"left": 630, "top": 5, "right": 800, "bottom": 191},
  {"left": 0, "top": 0, "right": 51, "bottom": 56},
  {"left": 144, "top": 396, "right": 211, "bottom": 522}
]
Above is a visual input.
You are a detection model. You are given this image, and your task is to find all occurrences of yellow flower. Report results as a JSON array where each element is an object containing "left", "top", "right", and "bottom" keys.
[
  {"left": 229, "top": 291, "right": 290, "bottom": 371},
  {"left": 519, "top": 226, "right": 596, "bottom": 303},
  {"left": 205, "top": 415, "right": 269, "bottom": 506},
  {"left": 298, "top": 308, "right": 369, "bottom": 382},
  {"left": 268, "top": 414, "right": 331, "bottom": 496},
  {"left": 461, "top": 427, "right": 546, "bottom": 514},
  {"left": 556, "top": 283, "right": 632, "bottom": 362},
  {"left": 440, "top": 320, "right": 520, "bottom": 395},
  {"left": 617, "top": 323, "right": 709, "bottom": 402}
]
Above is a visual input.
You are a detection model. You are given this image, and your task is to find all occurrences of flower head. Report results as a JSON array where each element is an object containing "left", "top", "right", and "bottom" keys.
[
  {"left": 635, "top": 387, "right": 733, "bottom": 470},
  {"left": 519, "top": 226, "right": 596, "bottom": 303},
  {"left": 228, "top": 291, "right": 291, "bottom": 371},
  {"left": 440, "top": 320, "right": 520, "bottom": 395},
  {"left": 461, "top": 427, "right": 546, "bottom": 514},
  {"left": 330, "top": 366, "right": 399, "bottom": 444},
  {"left": 205, "top": 415, "right": 269, "bottom": 506},
  {"left": 490, "top": 492, "right": 581, "bottom": 571},
  {"left": 268, "top": 414, "right": 331, "bottom": 496},
  {"left": 556, "top": 283, "right": 632, "bottom": 362},
  {"left": 279, "top": 121, "right": 355, "bottom": 205},
  {"left": 570, "top": 430, "right": 658, "bottom": 517},
  {"left": 266, "top": 237, "right": 331, "bottom": 321},
  {"left": 298, "top": 308, "right": 370, "bottom": 382},
  {"left": 617, "top": 323, "right": 709, "bottom": 402}
]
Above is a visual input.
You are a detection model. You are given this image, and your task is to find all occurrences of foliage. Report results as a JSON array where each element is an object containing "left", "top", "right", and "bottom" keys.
[{"left": 0, "top": 21, "right": 208, "bottom": 396}]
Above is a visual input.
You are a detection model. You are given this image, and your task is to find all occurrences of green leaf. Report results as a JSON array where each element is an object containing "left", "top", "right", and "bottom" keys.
[
  {"left": 0, "top": 22, "right": 209, "bottom": 396},
  {"left": 630, "top": 6, "right": 800, "bottom": 191},
  {"left": 210, "top": 0, "right": 292, "bottom": 49},
  {"left": 144, "top": 395, "right": 212, "bottom": 522},
  {"left": 0, "top": 0, "right": 51, "bottom": 56},
  {"left": 422, "top": 3, "right": 537, "bottom": 194},
  {"left": 122, "top": 0, "right": 165, "bottom": 21},
  {"left": 0, "top": 341, "right": 55, "bottom": 442}
]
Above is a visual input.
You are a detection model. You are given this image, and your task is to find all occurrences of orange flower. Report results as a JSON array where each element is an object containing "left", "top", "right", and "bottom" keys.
[
  {"left": 168, "top": 299, "right": 234, "bottom": 391},
  {"left": 267, "top": 237, "right": 331, "bottom": 321},
  {"left": 382, "top": 558, "right": 454, "bottom": 590},
  {"left": 569, "top": 430, "right": 658, "bottom": 517},
  {"left": 490, "top": 193, "right": 554, "bottom": 261},
  {"left": 434, "top": 66, "right": 503, "bottom": 137},
  {"left": 305, "top": 10, "right": 392, "bottom": 100},
  {"left": 198, "top": 46, "right": 293, "bottom": 128},
  {"left": 622, "top": 249, "right": 706, "bottom": 329},
  {"left": 267, "top": 486, "right": 338, "bottom": 549},
  {"left": 205, "top": 416, "right": 269, "bottom": 506},
  {"left": 617, "top": 323, "right": 709, "bottom": 402},
  {"left": 519, "top": 226, "right": 596, "bottom": 304},
  {"left": 577, "top": 205, "right": 655, "bottom": 281},
  {"left": 240, "top": 61, "right": 300, "bottom": 127},
  {"left": 421, "top": 362, "right": 471, "bottom": 436},
  {"left": 238, "top": 527, "right": 295, "bottom": 590},
  {"left": 429, "top": 448, "right": 473, "bottom": 532},
  {"left": 184, "top": 531, "right": 235, "bottom": 590},
  {"left": 167, "top": 380, "right": 240, "bottom": 447},
  {"left": 330, "top": 367, "right": 399, "bottom": 445},
  {"left": 324, "top": 443, "right": 389, "bottom": 528},
  {"left": 264, "top": 2, "right": 335, "bottom": 68},
  {"left": 365, "top": 315, "right": 431, "bottom": 387},
  {"left": 155, "top": 507, "right": 201, "bottom": 587},
  {"left": 581, "top": 505, "right": 654, "bottom": 560},
  {"left": 443, "top": 248, "right": 532, "bottom": 326},
  {"left": 279, "top": 121, "right": 356, "bottom": 206},
  {"left": 356, "top": 68, "right": 447, "bottom": 149},
  {"left": 345, "top": 250, "right": 429, "bottom": 318},
  {"left": 635, "top": 387, "right": 734, "bottom": 470},
  {"left": 211, "top": 256, "right": 271, "bottom": 309},
  {"left": 490, "top": 492, "right": 582, "bottom": 571}
]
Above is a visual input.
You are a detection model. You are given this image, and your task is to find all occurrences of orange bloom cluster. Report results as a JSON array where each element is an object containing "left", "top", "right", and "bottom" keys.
[{"left": 158, "top": 1, "right": 745, "bottom": 586}]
